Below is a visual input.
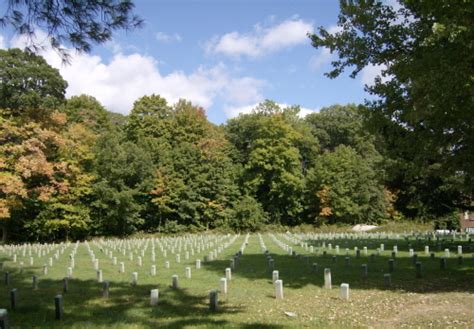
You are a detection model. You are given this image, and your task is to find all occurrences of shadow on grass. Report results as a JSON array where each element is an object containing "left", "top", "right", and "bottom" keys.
[
  {"left": 0, "top": 271, "right": 248, "bottom": 328},
  {"left": 202, "top": 237, "right": 474, "bottom": 294}
]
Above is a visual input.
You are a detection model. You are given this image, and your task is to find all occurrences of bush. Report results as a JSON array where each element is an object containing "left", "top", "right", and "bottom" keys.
[{"left": 229, "top": 195, "right": 268, "bottom": 232}]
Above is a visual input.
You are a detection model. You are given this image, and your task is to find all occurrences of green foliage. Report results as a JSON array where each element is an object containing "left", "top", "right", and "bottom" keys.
[
  {"left": 92, "top": 133, "right": 155, "bottom": 236},
  {"left": 0, "top": 0, "right": 143, "bottom": 61},
  {"left": 309, "top": 0, "right": 474, "bottom": 216},
  {"left": 4, "top": 40, "right": 468, "bottom": 241},
  {"left": 62, "top": 95, "right": 112, "bottom": 132},
  {"left": 306, "top": 145, "right": 387, "bottom": 224},
  {"left": 0, "top": 48, "right": 67, "bottom": 119},
  {"left": 226, "top": 101, "right": 317, "bottom": 225},
  {"left": 305, "top": 104, "right": 378, "bottom": 159},
  {"left": 228, "top": 195, "right": 268, "bottom": 232}
]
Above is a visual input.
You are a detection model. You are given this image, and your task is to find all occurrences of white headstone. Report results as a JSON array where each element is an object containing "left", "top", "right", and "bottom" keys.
[
  {"left": 220, "top": 278, "right": 228, "bottom": 294},
  {"left": 150, "top": 289, "right": 159, "bottom": 306},
  {"left": 324, "top": 268, "right": 332, "bottom": 289},
  {"left": 274, "top": 279, "right": 284, "bottom": 299},
  {"left": 340, "top": 283, "right": 349, "bottom": 300},
  {"left": 272, "top": 270, "right": 279, "bottom": 283}
]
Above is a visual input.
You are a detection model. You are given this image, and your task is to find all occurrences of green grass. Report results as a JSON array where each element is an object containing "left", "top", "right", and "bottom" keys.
[{"left": 0, "top": 232, "right": 473, "bottom": 328}]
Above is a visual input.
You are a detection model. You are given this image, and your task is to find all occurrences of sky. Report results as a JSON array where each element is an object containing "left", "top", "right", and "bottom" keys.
[{"left": 0, "top": 0, "right": 382, "bottom": 124}]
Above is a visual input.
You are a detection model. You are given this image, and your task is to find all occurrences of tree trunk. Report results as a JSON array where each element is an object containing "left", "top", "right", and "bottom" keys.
[{"left": 0, "top": 223, "right": 7, "bottom": 243}]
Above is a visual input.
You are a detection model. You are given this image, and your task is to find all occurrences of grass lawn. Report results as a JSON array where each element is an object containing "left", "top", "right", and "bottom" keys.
[{"left": 0, "top": 232, "right": 473, "bottom": 328}]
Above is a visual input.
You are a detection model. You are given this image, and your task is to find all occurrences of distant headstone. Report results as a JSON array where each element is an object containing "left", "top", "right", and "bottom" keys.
[
  {"left": 10, "top": 289, "right": 16, "bottom": 310},
  {"left": 54, "top": 295, "right": 63, "bottom": 320},
  {"left": 274, "top": 279, "right": 284, "bottom": 299},
  {"left": 172, "top": 275, "right": 179, "bottom": 289},
  {"left": 0, "top": 309, "right": 10, "bottom": 329},
  {"left": 440, "top": 257, "right": 447, "bottom": 270},
  {"left": 272, "top": 270, "right": 279, "bottom": 283},
  {"left": 102, "top": 281, "right": 109, "bottom": 298},
  {"left": 150, "top": 289, "right": 159, "bottom": 306},
  {"left": 416, "top": 261, "right": 422, "bottom": 278},
  {"left": 361, "top": 264, "right": 368, "bottom": 278},
  {"left": 32, "top": 275, "right": 38, "bottom": 290},
  {"left": 384, "top": 273, "right": 391, "bottom": 287},
  {"left": 340, "top": 283, "right": 349, "bottom": 300},
  {"left": 209, "top": 290, "right": 219, "bottom": 311},
  {"left": 220, "top": 278, "right": 228, "bottom": 294},
  {"left": 324, "top": 268, "right": 332, "bottom": 289},
  {"left": 63, "top": 277, "right": 69, "bottom": 293}
]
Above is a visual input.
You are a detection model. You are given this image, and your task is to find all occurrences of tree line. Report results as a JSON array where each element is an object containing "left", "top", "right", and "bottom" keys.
[{"left": 0, "top": 47, "right": 464, "bottom": 242}]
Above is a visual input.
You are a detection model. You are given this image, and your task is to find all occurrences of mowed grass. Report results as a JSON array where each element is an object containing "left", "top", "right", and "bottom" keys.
[{"left": 0, "top": 232, "right": 473, "bottom": 329}]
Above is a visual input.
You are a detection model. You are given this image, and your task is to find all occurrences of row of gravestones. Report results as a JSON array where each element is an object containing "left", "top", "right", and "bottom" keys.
[
  {"left": 258, "top": 233, "right": 352, "bottom": 303},
  {"left": 269, "top": 232, "right": 470, "bottom": 289},
  {"left": 0, "top": 234, "right": 248, "bottom": 328},
  {"left": 277, "top": 231, "right": 472, "bottom": 258},
  {"left": 288, "top": 231, "right": 472, "bottom": 243}
]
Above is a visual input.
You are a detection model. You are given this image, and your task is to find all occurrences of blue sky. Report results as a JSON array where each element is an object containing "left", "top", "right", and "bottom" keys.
[{"left": 0, "top": 0, "right": 380, "bottom": 124}]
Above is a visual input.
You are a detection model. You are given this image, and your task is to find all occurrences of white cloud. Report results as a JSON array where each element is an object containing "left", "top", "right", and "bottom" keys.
[
  {"left": 224, "top": 102, "right": 319, "bottom": 119},
  {"left": 360, "top": 64, "right": 391, "bottom": 86},
  {"left": 156, "top": 32, "right": 182, "bottom": 43},
  {"left": 205, "top": 18, "right": 313, "bottom": 58},
  {"left": 327, "top": 25, "right": 343, "bottom": 35},
  {"left": 0, "top": 36, "right": 5, "bottom": 49},
  {"left": 6, "top": 31, "right": 265, "bottom": 115},
  {"left": 309, "top": 47, "right": 332, "bottom": 71}
]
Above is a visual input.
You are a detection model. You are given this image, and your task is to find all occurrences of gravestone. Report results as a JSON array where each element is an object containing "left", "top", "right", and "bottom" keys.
[
  {"left": 172, "top": 275, "right": 179, "bottom": 289},
  {"left": 10, "top": 289, "right": 16, "bottom": 310},
  {"left": 274, "top": 279, "right": 284, "bottom": 299},
  {"left": 272, "top": 270, "right": 279, "bottom": 283},
  {"left": 220, "top": 278, "right": 228, "bottom": 294},
  {"left": 209, "top": 290, "right": 219, "bottom": 311},
  {"left": 102, "top": 281, "right": 109, "bottom": 298},
  {"left": 54, "top": 295, "right": 63, "bottom": 320},
  {"left": 63, "top": 277, "right": 68, "bottom": 293},
  {"left": 150, "top": 289, "right": 159, "bottom": 306},
  {"left": 0, "top": 309, "right": 9, "bottom": 329},
  {"left": 340, "top": 283, "right": 349, "bottom": 300},
  {"left": 415, "top": 261, "right": 422, "bottom": 278},
  {"left": 384, "top": 273, "right": 391, "bottom": 287},
  {"left": 361, "top": 264, "right": 368, "bottom": 278},
  {"left": 324, "top": 268, "right": 332, "bottom": 289}
]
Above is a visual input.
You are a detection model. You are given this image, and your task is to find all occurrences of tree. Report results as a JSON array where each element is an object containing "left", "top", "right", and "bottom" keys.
[
  {"left": 306, "top": 145, "right": 387, "bottom": 224},
  {"left": 226, "top": 101, "right": 318, "bottom": 225},
  {"left": 309, "top": 0, "right": 474, "bottom": 214},
  {"left": 0, "top": 48, "right": 67, "bottom": 119},
  {"left": 0, "top": 112, "right": 95, "bottom": 241},
  {"left": 305, "top": 104, "right": 377, "bottom": 157},
  {"left": 0, "top": 0, "right": 143, "bottom": 61},
  {"left": 92, "top": 132, "right": 155, "bottom": 236},
  {"left": 62, "top": 95, "right": 111, "bottom": 133}
]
